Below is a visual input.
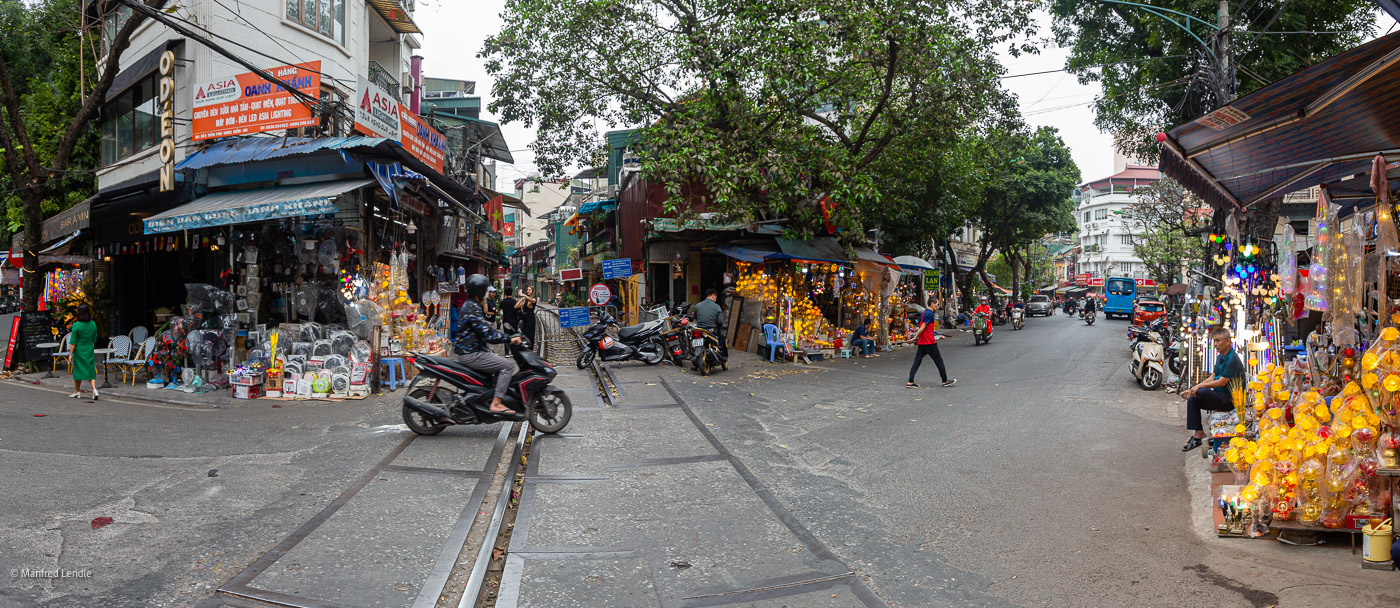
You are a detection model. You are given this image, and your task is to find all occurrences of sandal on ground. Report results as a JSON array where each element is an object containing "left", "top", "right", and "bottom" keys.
[{"left": 1182, "top": 436, "right": 1204, "bottom": 452}]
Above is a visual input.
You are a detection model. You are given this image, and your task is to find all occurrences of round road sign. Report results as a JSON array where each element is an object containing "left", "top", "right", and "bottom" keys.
[{"left": 589, "top": 283, "right": 612, "bottom": 306}]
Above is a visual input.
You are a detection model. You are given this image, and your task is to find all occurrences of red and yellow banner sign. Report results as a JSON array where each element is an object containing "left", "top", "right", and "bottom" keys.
[
  {"left": 397, "top": 104, "right": 446, "bottom": 174},
  {"left": 191, "top": 62, "right": 320, "bottom": 141}
]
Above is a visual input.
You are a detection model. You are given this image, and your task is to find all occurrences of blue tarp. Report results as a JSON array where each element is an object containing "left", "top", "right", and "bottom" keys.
[
  {"left": 576, "top": 199, "right": 618, "bottom": 214},
  {"left": 715, "top": 243, "right": 779, "bottom": 263},
  {"left": 144, "top": 178, "right": 373, "bottom": 234}
]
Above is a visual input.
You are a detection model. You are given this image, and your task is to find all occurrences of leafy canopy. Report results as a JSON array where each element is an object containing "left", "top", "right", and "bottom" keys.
[
  {"left": 1049, "top": 0, "right": 1375, "bottom": 160},
  {"left": 481, "top": 0, "right": 1038, "bottom": 236}
]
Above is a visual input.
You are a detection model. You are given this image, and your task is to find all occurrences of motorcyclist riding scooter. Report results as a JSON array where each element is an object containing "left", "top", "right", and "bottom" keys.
[
  {"left": 452, "top": 274, "right": 524, "bottom": 420},
  {"left": 1082, "top": 295, "right": 1098, "bottom": 325}
]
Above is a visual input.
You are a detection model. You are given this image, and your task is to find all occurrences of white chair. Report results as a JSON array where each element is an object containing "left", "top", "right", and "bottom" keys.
[
  {"left": 52, "top": 334, "right": 72, "bottom": 372},
  {"left": 103, "top": 336, "right": 132, "bottom": 381},
  {"left": 129, "top": 326, "right": 149, "bottom": 345}
]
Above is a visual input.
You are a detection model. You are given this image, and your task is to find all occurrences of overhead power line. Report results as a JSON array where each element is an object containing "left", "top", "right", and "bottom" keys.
[{"left": 1001, "top": 54, "right": 1186, "bottom": 79}]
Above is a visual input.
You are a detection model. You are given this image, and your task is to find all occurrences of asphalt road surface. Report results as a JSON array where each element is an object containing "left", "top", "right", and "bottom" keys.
[{"left": 663, "top": 313, "right": 1400, "bottom": 607}]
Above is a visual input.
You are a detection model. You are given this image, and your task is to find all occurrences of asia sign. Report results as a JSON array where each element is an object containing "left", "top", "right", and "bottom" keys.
[
  {"left": 192, "top": 62, "right": 320, "bottom": 141},
  {"left": 354, "top": 75, "right": 401, "bottom": 139},
  {"left": 158, "top": 50, "right": 176, "bottom": 191},
  {"left": 354, "top": 77, "right": 447, "bottom": 174}
]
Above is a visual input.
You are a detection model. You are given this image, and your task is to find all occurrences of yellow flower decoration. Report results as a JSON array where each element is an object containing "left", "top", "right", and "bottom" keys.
[
  {"left": 1364, "top": 373, "right": 1380, "bottom": 389},
  {"left": 1383, "top": 326, "right": 1400, "bottom": 341},
  {"left": 1363, "top": 352, "right": 1380, "bottom": 370},
  {"left": 1386, "top": 374, "right": 1400, "bottom": 392}
]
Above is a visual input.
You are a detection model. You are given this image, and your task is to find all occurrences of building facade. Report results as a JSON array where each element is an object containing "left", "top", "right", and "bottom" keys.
[{"left": 1075, "top": 165, "right": 1160, "bottom": 282}]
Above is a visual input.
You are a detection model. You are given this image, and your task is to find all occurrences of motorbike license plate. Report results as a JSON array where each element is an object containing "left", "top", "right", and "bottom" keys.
[{"left": 692, "top": 338, "right": 705, "bottom": 346}]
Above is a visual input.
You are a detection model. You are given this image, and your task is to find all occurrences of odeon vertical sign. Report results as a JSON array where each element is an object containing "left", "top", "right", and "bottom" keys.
[{"left": 158, "top": 50, "right": 176, "bottom": 192}]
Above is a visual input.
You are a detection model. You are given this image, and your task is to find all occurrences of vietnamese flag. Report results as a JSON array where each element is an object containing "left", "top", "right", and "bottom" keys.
[{"left": 485, "top": 195, "right": 505, "bottom": 233}]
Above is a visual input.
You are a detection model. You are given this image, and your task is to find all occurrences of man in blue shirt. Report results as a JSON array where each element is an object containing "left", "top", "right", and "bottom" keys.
[
  {"left": 850, "top": 318, "right": 875, "bottom": 358},
  {"left": 1180, "top": 326, "right": 1244, "bottom": 451}
]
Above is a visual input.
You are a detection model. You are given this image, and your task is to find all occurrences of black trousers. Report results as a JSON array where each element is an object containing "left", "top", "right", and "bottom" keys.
[
  {"left": 1186, "top": 389, "right": 1234, "bottom": 431},
  {"left": 908, "top": 343, "right": 947, "bottom": 383}
]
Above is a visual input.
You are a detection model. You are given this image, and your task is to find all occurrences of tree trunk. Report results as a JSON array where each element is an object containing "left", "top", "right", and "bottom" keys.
[
  {"left": 1250, "top": 196, "right": 1283, "bottom": 243},
  {"left": 20, "top": 188, "right": 44, "bottom": 312},
  {"left": 1008, "top": 249, "right": 1021, "bottom": 303}
]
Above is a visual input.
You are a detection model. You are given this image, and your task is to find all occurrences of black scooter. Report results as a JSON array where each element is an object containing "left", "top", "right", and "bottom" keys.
[
  {"left": 576, "top": 312, "right": 665, "bottom": 369},
  {"left": 689, "top": 324, "right": 728, "bottom": 376},
  {"left": 401, "top": 336, "right": 573, "bottom": 435}
]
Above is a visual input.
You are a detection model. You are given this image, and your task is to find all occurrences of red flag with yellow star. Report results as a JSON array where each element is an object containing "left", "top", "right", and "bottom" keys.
[{"left": 485, "top": 195, "right": 504, "bottom": 233}]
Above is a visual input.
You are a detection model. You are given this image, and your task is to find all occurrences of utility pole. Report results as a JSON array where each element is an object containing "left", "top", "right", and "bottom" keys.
[{"left": 1217, "top": 0, "right": 1235, "bottom": 102}]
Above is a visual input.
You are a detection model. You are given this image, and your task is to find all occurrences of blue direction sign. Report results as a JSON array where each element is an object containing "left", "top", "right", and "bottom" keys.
[
  {"left": 558, "top": 307, "right": 591, "bottom": 328},
  {"left": 601, "top": 258, "right": 633, "bottom": 280}
]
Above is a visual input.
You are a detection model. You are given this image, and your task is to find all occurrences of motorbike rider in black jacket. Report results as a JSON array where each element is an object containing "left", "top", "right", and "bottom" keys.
[{"left": 454, "top": 274, "right": 522, "bottom": 416}]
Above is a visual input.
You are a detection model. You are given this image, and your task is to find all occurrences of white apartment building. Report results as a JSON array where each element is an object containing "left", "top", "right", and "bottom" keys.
[
  {"left": 508, "top": 169, "right": 609, "bottom": 249},
  {"left": 1075, "top": 164, "right": 1161, "bottom": 281},
  {"left": 96, "top": 0, "right": 421, "bottom": 191}
]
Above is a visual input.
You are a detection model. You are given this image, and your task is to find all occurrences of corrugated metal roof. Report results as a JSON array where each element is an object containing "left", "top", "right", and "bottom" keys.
[{"left": 177, "top": 136, "right": 392, "bottom": 170}]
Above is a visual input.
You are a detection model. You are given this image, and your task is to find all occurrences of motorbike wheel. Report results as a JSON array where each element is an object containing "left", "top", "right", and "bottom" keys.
[
  {"left": 1140, "top": 366, "right": 1163, "bottom": 391},
  {"left": 639, "top": 339, "right": 664, "bottom": 366},
  {"left": 1168, "top": 354, "right": 1184, "bottom": 376},
  {"left": 403, "top": 382, "right": 450, "bottom": 436},
  {"left": 576, "top": 349, "right": 595, "bottom": 370},
  {"left": 529, "top": 390, "right": 573, "bottom": 434}
]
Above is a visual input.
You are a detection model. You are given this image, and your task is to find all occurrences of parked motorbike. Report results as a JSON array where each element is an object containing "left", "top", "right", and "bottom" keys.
[
  {"left": 1129, "top": 325, "right": 1166, "bottom": 390},
  {"left": 657, "top": 304, "right": 693, "bottom": 367},
  {"left": 689, "top": 324, "right": 728, "bottom": 376},
  {"left": 1084, "top": 309, "right": 1096, "bottom": 325},
  {"left": 576, "top": 312, "right": 665, "bottom": 369},
  {"left": 972, "top": 311, "right": 993, "bottom": 345},
  {"left": 1011, "top": 307, "right": 1024, "bottom": 330},
  {"left": 401, "top": 336, "right": 573, "bottom": 435}
]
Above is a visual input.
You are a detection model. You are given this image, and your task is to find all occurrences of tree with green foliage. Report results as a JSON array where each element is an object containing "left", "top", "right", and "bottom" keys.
[
  {"left": 1122, "top": 177, "right": 1210, "bottom": 286},
  {"left": 481, "top": 0, "right": 1038, "bottom": 241},
  {"left": 1049, "top": 0, "right": 1374, "bottom": 161},
  {"left": 953, "top": 126, "right": 1080, "bottom": 308},
  {"left": 1049, "top": 1, "right": 1375, "bottom": 244},
  {"left": 0, "top": 0, "right": 165, "bottom": 312}
]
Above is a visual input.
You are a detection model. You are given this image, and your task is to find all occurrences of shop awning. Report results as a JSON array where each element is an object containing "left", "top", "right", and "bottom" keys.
[
  {"left": 367, "top": 0, "right": 421, "bottom": 34},
  {"left": 1160, "top": 31, "right": 1400, "bottom": 211},
  {"left": 853, "top": 247, "right": 898, "bottom": 268},
  {"left": 772, "top": 237, "right": 847, "bottom": 264},
  {"left": 144, "top": 178, "right": 372, "bottom": 234},
  {"left": 716, "top": 241, "right": 781, "bottom": 263}
]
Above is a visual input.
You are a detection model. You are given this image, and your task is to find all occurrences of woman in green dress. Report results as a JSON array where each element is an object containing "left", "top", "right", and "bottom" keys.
[{"left": 68, "top": 303, "right": 98, "bottom": 400}]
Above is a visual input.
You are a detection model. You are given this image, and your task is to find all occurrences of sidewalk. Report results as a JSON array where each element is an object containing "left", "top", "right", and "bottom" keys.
[
  {"left": 4, "top": 368, "right": 406, "bottom": 409},
  {"left": 497, "top": 360, "right": 888, "bottom": 607}
]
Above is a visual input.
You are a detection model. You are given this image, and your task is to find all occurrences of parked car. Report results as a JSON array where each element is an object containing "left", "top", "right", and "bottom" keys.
[
  {"left": 1132, "top": 299, "right": 1167, "bottom": 327},
  {"left": 1025, "top": 294, "right": 1054, "bottom": 316}
]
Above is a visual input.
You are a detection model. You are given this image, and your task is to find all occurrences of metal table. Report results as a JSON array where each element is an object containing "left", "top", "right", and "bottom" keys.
[
  {"left": 35, "top": 342, "right": 60, "bottom": 379},
  {"left": 93, "top": 347, "right": 116, "bottom": 389}
]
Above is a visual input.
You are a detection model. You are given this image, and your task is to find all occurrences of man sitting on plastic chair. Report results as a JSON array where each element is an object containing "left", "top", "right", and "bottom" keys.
[{"left": 850, "top": 318, "right": 876, "bottom": 358}]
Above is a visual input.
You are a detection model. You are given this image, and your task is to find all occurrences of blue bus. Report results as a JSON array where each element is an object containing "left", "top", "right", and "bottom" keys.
[{"left": 1103, "top": 277, "right": 1136, "bottom": 319}]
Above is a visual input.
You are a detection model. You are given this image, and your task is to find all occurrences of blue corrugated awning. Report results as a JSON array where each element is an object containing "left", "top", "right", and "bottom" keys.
[
  {"left": 144, "top": 178, "right": 373, "bottom": 234},
  {"left": 576, "top": 199, "right": 618, "bottom": 214},
  {"left": 177, "top": 136, "right": 392, "bottom": 170}
]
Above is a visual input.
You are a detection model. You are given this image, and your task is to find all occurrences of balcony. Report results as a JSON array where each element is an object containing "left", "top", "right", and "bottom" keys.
[{"left": 368, "top": 61, "right": 401, "bottom": 101}]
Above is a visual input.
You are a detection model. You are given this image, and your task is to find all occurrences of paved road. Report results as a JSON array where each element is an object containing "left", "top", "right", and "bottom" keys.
[
  {"left": 0, "top": 378, "right": 509, "bottom": 608},
  {"left": 659, "top": 314, "right": 1400, "bottom": 607}
]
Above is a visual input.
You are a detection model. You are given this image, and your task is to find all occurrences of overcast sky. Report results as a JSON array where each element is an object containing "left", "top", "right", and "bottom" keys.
[{"left": 413, "top": 2, "right": 1396, "bottom": 189}]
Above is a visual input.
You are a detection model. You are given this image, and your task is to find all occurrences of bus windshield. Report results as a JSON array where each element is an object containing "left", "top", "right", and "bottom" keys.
[{"left": 1107, "top": 279, "right": 1135, "bottom": 295}]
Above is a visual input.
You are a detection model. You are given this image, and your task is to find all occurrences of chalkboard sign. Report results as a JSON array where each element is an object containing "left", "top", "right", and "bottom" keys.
[{"left": 18, "top": 310, "right": 54, "bottom": 363}]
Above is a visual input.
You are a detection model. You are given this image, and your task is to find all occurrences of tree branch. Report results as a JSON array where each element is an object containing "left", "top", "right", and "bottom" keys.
[
  {"left": 853, "top": 36, "right": 899, "bottom": 153},
  {"left": 50, "top": 0, "right": 168, "bottom": 174}
]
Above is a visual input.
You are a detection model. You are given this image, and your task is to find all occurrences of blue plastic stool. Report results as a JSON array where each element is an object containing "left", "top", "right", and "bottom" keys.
[{"left": 379, "top": 357, "right": 406, "bottom": 390}]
